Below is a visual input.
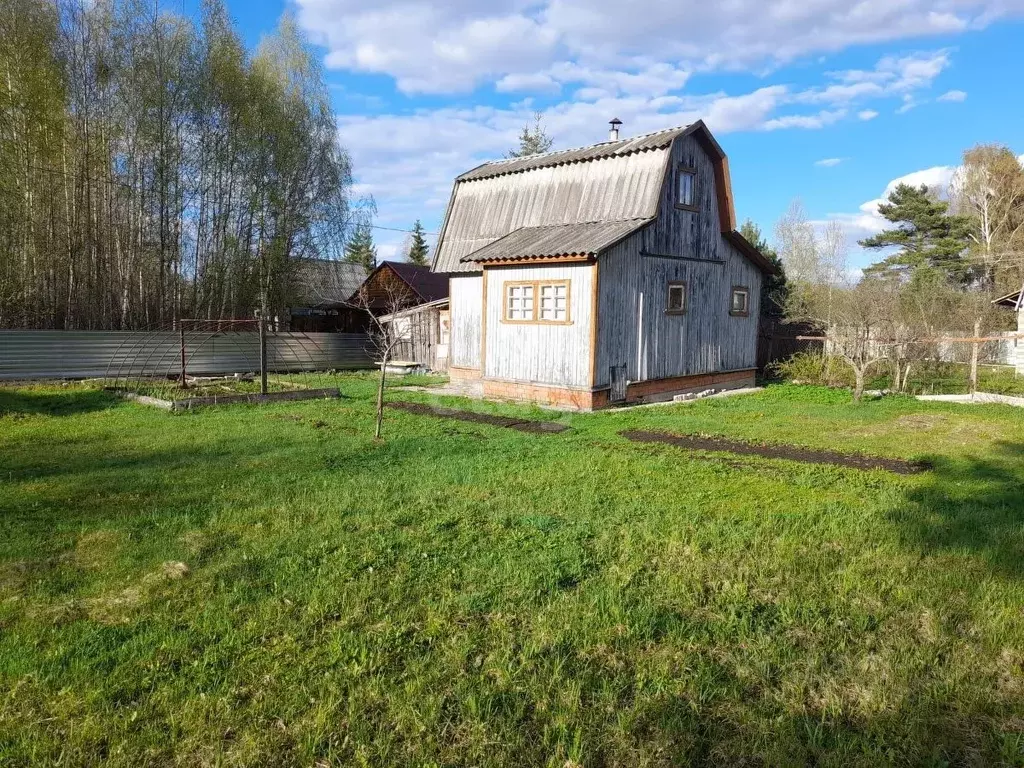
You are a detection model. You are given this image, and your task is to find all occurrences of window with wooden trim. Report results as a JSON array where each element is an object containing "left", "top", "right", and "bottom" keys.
[
  {"left": 666, "top": 281, "right": 687, "bottom": 314},
  {"left": 503, "top": 280, "right": 571, "bottom": 324},
  {"left": 730, "top": 286, "right": 750, "bottom": 316},
  {"left": 539, "top": 282, "right": 568, "bottom": 321},
  {"left": 505, "top": 283, "right": 534, "bottom": 321},
  {"left": 676, "top": 166, "right": 697, "bottom": 210}
]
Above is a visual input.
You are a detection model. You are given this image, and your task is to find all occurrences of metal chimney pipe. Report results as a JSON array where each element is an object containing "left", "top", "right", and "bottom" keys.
[{"left": 609, "top": 117, "right": 622, "bottom": 141}]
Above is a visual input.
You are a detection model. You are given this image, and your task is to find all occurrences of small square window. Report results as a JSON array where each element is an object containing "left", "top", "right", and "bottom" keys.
[
  {"left": 505, "top": 284, "right": 534, "bottom": 321},
  {"left": 539, "top": 283, "right": 568, "bottom": 321},
  {"left": 666, "top": 282, "right": 686, "bottom": 314},
  {"left": 677, "top": 168, "right": 696, "bottom": 208},
  {"left": 730, "top": 287, "right": 750, "bottom": 316}
]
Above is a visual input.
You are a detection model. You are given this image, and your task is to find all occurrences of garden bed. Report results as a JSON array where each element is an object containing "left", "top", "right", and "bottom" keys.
[
  {"left": 620, "top": 429, "right": 930, "bottom": 474},
  {"left": 115, "top": 386, "right": 340, "bottom": 411},
  {"left": 386, "top": 400, "right": 569, "bottom": 433}
]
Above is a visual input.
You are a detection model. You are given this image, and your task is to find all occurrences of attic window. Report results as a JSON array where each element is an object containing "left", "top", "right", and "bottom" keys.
[
  {"left": 730, "top": 286, "right": 750, "bottom": 317},
  {"left": 666, "top": 281, "right": 687, "bottom": 314},
  {"left": 676, "top": 166, "right": 697, "bottom": 210}
]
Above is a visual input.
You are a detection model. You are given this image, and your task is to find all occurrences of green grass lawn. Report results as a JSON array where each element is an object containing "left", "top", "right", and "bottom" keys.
[{"left": 3, "top": 376, "right": 1024, "bottom": 766}]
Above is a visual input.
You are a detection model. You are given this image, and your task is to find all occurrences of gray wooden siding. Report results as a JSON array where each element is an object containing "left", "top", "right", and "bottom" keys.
[
  {"left": 450, "top": 275, "right": 482, "bottom": 368},
  {"left": 434, "top": 151, "right": 668, "bottom": 272},
  {"left": 389, "top": 307, "right": 441, "bottom": 370},
  {"left": 595, "top": 133, "right": 761, "bottom": 387},
  {"left": 484, "top": 263, "right": 594, "bottom": 388},
  {"left": 643, "top": 132, "right": 723, "bottom": 261}
]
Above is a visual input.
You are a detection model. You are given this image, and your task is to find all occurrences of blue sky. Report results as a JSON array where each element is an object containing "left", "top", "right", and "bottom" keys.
[{"left": 219, "top": 0, "right": 1024, "bottom": 270}]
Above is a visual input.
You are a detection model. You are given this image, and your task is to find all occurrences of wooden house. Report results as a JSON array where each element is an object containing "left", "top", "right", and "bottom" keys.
[
  {"left": 351, "top": 261, "right": 451, "bottom": 371},
  {"left": 430, "top": 120, "right": 778, "bottom": 409},
  {"left": 350, "top": 261, "right": 449, "bottom": 313}
]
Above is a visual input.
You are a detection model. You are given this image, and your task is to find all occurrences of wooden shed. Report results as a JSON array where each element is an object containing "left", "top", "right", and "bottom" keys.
[{"left": 430, "top": 120, "right": 778, "bottom": 409}]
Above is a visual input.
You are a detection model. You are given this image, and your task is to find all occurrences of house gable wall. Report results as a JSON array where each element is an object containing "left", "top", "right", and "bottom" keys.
[
  {"left": 594, "top": 134, "right": 762, "bottom": 388},
  {"left": 643, "top": 132, "right": 723, "bottom": 261}
]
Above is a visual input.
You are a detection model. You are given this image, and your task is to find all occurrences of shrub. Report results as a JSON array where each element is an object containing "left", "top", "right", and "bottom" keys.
[{"left": 770, "top": 352, "right": 853, "bottom": 388}]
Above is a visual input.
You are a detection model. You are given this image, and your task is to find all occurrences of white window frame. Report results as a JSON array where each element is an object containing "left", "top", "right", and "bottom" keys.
[
  {"left": 666, "top": 281, "right": 687, "bottom": 315},
  {"left": 502, "top": 280, "right": 571, "bottom": 325},
  {"left": 730, "top": 286, "right": 750, "bottom": 317}
]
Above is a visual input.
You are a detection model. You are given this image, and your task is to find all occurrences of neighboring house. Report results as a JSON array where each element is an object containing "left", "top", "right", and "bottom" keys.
[
  {"left": 350, "top": 261, "right": 449, "bottom": 313},
  {"left": 993, "top": 290, "right": 1024, "bottom": 373},
  {"left": 352, "top": 261, "right": 451, "bottom": 371},
  {"left": 430, "top": 120, "right": 779, "bottom": 409},
  {"left": 288, "top": 259, "right": 368, "bottom": 332}
]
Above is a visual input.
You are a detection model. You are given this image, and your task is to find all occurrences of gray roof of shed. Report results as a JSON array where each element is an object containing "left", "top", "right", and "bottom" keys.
[
  {"left": 461, "top": 219, "right": 653, "bottom": 264},
  {"left": 292, "top": 259, "right": 367, "bottom": 307},
  {"left": 457, "top": 125, "right": 690, "bottom": 182}
]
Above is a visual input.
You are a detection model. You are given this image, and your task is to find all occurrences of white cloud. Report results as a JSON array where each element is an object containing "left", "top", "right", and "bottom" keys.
[
  {"left": 296, "top": 0, "right": 1021, "bottom": 94},
  {"left": 800, "top": 50, "right": 951, "bottom": 111},
  {"left": 815, "top": 157, "right": 844, "bottom": 167},
  {"left": 495, "top": 72, "right": 561, "bottom": 94},
  {"left": 858, "top": 109, "right": 879, "bottom": 120},
  {"left": 938, "top": 88, "right": 968, "bottom": 101},
  {"left": 762, "top": 108, "right": 846, "bottom": 130},
  {"left": 895, "top": 93, "right": 919, "bottom": 114}
]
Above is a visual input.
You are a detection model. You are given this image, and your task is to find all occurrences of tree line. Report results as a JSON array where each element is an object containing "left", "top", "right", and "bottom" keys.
[
  {"left": 0, "top": 0, "right": 360, "bottom": 330},
  {"left": 760, "top": 144, "right": 1024, "bottom": 399}
]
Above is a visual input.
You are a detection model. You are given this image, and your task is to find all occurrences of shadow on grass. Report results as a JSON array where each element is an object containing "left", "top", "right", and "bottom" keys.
[
  {"left": 0, "top": 387, "right": 118, "bottom": 416},
  {"left": 891, "top": 441, "right": 1024, "bottom": 577}
]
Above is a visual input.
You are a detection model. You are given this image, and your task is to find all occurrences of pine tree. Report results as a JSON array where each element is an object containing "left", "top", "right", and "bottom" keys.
[
  {"left": 506, "top": 112, "right": 553, "bottom": 158},
  {"left": 406, "top": 220, "right": 430, "bottom": 266},
  {"left": 860, "top": 184, "right": 975, "bottom": 284},
  {"left": 345, "top": 226, "right": 377, "bottom": 274},
  {"left": 740, "top": 218, "right": 787, "bottom": 317}
]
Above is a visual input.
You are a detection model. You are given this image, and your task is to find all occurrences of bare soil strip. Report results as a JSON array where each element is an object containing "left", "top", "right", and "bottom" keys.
[
  {"left": 117, "top": 388, "right": 340, "bottom": 411},
  {"left": 620, "top": 430, "right": 929, "bottom": 475},
  {"left": 387, "top": 401, "right": 569, "bottom": 433}
]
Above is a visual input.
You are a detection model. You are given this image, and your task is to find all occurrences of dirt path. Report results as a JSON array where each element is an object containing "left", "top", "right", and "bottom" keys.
[
  {"left": 387, "top": 401, "right": 569, "bottom": 433},
  {"left": 620, "top": 430, "right": 929, "bottom": 475}
]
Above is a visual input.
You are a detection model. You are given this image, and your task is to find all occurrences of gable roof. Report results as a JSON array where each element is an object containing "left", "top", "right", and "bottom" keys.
[
  {"left": 457, "top": 125, "right": 690, "bottom": 182},
  {"left": 432, "top": 121, "right": 741, "bottom": 274},
  {"left": 384, "top": 261, "right": 450, "bottom": 301},
  {"left": 461, "top": 219, "right": 653, "bottom": 265},
  {"left": 349, "top": 261, "right": 450, "bottom": 306}
]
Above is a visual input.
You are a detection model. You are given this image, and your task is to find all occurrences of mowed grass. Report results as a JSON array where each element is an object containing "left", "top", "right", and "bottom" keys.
[{"left": 2, "top": 377, "right": 1024, "bottom": 766}]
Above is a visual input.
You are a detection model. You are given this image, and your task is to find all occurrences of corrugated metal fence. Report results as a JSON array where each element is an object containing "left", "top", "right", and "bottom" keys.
[{"left": 0, "top": 331, "right": 374, "bottom": 380}]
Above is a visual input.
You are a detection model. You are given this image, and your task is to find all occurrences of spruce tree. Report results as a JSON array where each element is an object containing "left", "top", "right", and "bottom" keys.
[
  {"left": 345, "top": 226, "right": 377, "bottom": 274},
  {"left": 740, "top": 218, "right": 787, "bottom": 317},
  {"left": 407, "top": 220, "right": 430, "bottom": 266},
  {"left": 506, "top": 112, "right": 553, "bottom": 158},
  {"left": 860, "top": 184, "right": 975, "bottom": 284}
]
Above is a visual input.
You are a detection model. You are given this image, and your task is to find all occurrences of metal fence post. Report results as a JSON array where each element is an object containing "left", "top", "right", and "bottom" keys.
[
  {"left": 259, "top": 316, "right": 268, "bottom": 395},
  {"left": 179, "top": 324, "right": 188, "bottom": 388}
]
